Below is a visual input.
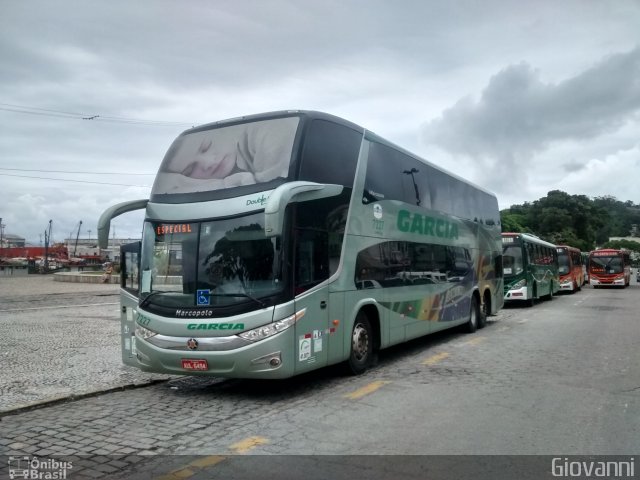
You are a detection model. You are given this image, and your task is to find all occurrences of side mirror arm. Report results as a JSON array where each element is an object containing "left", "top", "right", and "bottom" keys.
[
  {"left": 264, "top": 182, "right": 343, "bottom": 237},
  {"left": 98, "top": 199, "right": 149, "bottom": 249}
]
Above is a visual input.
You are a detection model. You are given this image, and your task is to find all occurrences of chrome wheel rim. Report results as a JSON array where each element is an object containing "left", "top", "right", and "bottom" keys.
[{"left": 352, "top": 323, "right": 369, "bottom": 362}]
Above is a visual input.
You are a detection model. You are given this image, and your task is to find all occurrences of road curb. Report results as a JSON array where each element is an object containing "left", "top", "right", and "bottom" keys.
[{"left": 0, "top": 379, "right": 170, "bottom": 418}]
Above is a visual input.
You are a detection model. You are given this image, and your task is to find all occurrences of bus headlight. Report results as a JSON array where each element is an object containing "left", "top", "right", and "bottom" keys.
[
  {"left": 136, "top": 325, "right": 158, "bottom": 340},
  {"left": 511, "top": 279, "right": 527, "bottom": 289},
  {"left": 239, "top": 308, "right": 306, "bottom": 343}
]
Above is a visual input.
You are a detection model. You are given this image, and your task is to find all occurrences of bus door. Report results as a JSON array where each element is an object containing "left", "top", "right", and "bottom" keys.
[
  {"left": 292, "top": 227, "right": 330, "bottom": 374},
  {"left": 119, "top": 241, "right": 141, "bottom": 367}
]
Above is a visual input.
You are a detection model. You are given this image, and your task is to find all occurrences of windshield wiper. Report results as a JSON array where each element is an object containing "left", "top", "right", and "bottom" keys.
[
  {"left": 210, "top": 292, "right": 267, "bottom": 308},
  {"left": 139, "top": 291, "right": 165, "bottom": 309}
]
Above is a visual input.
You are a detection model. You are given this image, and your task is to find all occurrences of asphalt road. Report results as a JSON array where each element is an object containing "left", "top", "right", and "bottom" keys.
[{"left": 1, "top": 276, "right": 639, "bottom": 479}]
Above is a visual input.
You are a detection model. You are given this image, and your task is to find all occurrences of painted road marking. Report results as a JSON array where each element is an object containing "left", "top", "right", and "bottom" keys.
[
  {"left": 230, "top": 436, "right": 269, "bottom": 453},
  {"left": 156, "top": 455, "right": 226, "bottom": 480},
  {"left": 344, "top": 380, "right": 390, "bottom": 400},
  {"left": 498, "top": 326, "right": 510, "bottom": 332},
  {"left": 459, "top": 336, "right": 487, "bottom": 346},
  {"left": 422, "top": 352, "right": 450, "bottom": 366}
]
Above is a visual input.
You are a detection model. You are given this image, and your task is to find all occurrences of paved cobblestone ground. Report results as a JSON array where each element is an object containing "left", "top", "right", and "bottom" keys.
[
  {"left": 0, "top": 281, "right": 638, "bottom": 479},
  {"left": 0, "top": 275, "right": 172, "bottom": 412}
]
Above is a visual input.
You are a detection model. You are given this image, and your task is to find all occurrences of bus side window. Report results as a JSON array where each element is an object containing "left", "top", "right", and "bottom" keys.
[{"left": 294, "top": 228, "right": 329, "bottom": 294}]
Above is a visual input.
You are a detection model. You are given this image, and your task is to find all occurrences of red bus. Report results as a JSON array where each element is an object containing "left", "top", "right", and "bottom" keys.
[
  {"left": 588, "top": 249, "right": 631, "bottom": 288},
  {"left": 556, "top": 245, "right": 584, "bottom": 293}
]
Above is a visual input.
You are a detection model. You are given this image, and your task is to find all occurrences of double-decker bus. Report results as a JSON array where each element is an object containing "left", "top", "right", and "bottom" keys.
[
  {"left": 98, "top": 110, "right": 503, "bottom": 379},
  {"left": 556, "top": 245, "right": 584, "bottom": 293},
  {"left": 588, "top": 248, "right": 631, "bottom": 288},
  {"left": 502, "top": 232, "right": 559, "bottom": 306}
]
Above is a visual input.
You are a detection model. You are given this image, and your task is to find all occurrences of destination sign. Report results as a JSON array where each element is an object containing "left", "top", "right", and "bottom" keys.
[
  {"left": 591, "top": 251, "right": 618, "bottom": 257},
  {"left": 156, "top": 223, "right": 194, "bottom": 235}
]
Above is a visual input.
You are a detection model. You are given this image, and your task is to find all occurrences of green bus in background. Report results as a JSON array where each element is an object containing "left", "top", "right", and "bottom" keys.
[
  {"left": 502, "top": 232, "right": 559, "bottom": 306},
  {"left": 99, "top": 110, "right": 503, "bottom": 379}
]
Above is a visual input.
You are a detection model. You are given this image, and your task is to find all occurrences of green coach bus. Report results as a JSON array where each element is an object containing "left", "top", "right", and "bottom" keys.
[
  {"left": 98, "top": 110, "right": 503, "bottom": 379},
  {"left": 502, "top": 232, "right": 559, "bottom": 306}
]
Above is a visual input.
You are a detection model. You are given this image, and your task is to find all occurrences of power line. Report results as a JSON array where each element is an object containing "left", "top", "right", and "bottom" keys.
[
  {"left": 0, "top": 167, "right": 155, "bottom": 176},
  {"left": 0, "top": 102, "right": 194, "bottom": 127},
  {"left": 0, "top": 172, "right": 151, "bottom": 187}
]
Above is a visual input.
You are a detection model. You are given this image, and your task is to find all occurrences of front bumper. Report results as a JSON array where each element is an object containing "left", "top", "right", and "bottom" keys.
[{"left": 504, "top": 286, "right": 529, "bottom": 301}]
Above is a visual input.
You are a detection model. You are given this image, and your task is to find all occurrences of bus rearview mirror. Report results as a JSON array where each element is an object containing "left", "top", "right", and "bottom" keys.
[{"left": 264, "top": 181, "right": 343, "bottom": 237}]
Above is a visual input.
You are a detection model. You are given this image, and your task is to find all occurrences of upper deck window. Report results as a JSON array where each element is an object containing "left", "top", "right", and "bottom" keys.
[{"left": 152, "top": 117, "right": 299, "bottom": 195}]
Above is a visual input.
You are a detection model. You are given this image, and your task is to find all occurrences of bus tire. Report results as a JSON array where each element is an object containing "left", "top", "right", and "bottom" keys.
[
  {"left": 544, "top": 287, "right": 553, "bottom": 301},
  {"left": 478, "top": 292, "right": 489, "bottom": 329},
  {"left": 527, "top": 285, "right": 536, "bottom": 307},
  {"left": 346, "top": 312, "right": 373, "bottom": 375},
  {"left": 464, "top": 295, "right": 479, "bottom": 333}
]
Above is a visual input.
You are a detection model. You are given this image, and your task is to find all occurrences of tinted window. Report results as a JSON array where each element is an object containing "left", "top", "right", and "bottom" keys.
[
  {"left": 355, "top": 241, "right": 473, "bottom": 288},
  {"left": 364, "top": 140, "right": 499, "bottom": 226},
  {"left": 299, "top": 120, "right": 361, "bottom": 187},
  {"left": 294, "top": 190, "right": 352, "bottom": 290},
  {"left": 363, "top": 142, "right": 428, "bottom": 208}
]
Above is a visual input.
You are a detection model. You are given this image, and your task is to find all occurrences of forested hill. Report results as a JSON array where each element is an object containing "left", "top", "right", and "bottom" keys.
[{"left": 500, "top": 190, "right": 640, "bottom": 252}]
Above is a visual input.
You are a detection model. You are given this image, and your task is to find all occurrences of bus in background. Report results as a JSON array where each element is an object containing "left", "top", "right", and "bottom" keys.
[
  {"left": 502, "top": 232, "right": 559, "bottom": 306},
  {"left": 581, "top": 251, "right": 589, "bottom": 284},
  {"left": 588, "top": 249, "right": 631, "bottom": 288},
  {"left": 556, "top": 245, "right": 583, "bottom": 293},
  {"left": 98, "top": 110, "right": 503, "bottom": 379}
]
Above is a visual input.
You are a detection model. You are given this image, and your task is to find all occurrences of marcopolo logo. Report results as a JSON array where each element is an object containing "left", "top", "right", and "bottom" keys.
[{"left": 246, "top": 194, "right": 268, "bottom": 207}]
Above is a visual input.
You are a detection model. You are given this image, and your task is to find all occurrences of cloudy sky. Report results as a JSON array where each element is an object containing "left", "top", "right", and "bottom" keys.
[{"left": 2, "top": 0, "right": 639, "bottom": 246}]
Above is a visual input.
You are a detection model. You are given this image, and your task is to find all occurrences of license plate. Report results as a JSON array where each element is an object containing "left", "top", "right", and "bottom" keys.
[{"left": 181, "top": 359, "right": 208, "bottom": 370}]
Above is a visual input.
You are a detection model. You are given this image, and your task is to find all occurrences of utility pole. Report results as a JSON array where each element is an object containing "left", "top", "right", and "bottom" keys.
[
  {"left": 44, "top": 219, "right": 52, "bottom": 272},
  {"left": 73, "top": 220, "right": 82, "bottom": 257},
  {"left": 0, "top": 217, "right": 4, "bottom": 252}
]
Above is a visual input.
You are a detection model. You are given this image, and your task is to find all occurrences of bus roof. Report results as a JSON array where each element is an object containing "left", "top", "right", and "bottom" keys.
[
  {"left": 556, "top": 245, "right": 581, "bottom": 252},
  {"left": 502, "top": 232, "right": 556, "bottom": 249},
  {"left": 182, "top": 110, "right": 498, "bottom": 200},
  {"left": 185, "top": 110, "right": 364, "bottom": 136}
]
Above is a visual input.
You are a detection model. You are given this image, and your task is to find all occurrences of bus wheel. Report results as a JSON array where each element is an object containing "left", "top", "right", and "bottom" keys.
[
  {"left": 544, "top": 287, "right": 553, "bottom": 301},
  {"left": 347, "top": 312, "right": 373, "bottom": 375},
  {"left": 527, "top": 285, "right": 536, "bottom": 307},
  {"left": 478, "top": 293, "right": 489, "bottom": 329},
  {"left": 464, "top": 296, "right": 479, "bottom": 333}
]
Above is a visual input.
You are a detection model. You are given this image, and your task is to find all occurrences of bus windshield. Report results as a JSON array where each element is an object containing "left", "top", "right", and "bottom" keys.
[
  {"left": 502, "top": 244, "right": 524, "bottom": 277},
  {"left": 557, "top": 251, "right": 570, "bottom": 274},
  {"left": 152, "top": 117, "right": 300, "bottom": 195},
  {"left": 139, "top": 213, "right": 283, "bottom": 309},
  {"left": 589, "top": 255, "right": 623, "bottom": 274}
]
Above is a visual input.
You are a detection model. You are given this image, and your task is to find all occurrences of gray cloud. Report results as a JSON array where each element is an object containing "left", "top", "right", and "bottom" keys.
[
  {"left": 421, "top": 47, "right": 640, "bottom": 191},
  {"left": 2, "top": 1, "right": 640, "bottom": 243}
]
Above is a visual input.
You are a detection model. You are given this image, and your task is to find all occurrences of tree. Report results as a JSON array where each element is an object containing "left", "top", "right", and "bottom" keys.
[{"left": 501, "top": 191, "right": 639, "bottom": 251}]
